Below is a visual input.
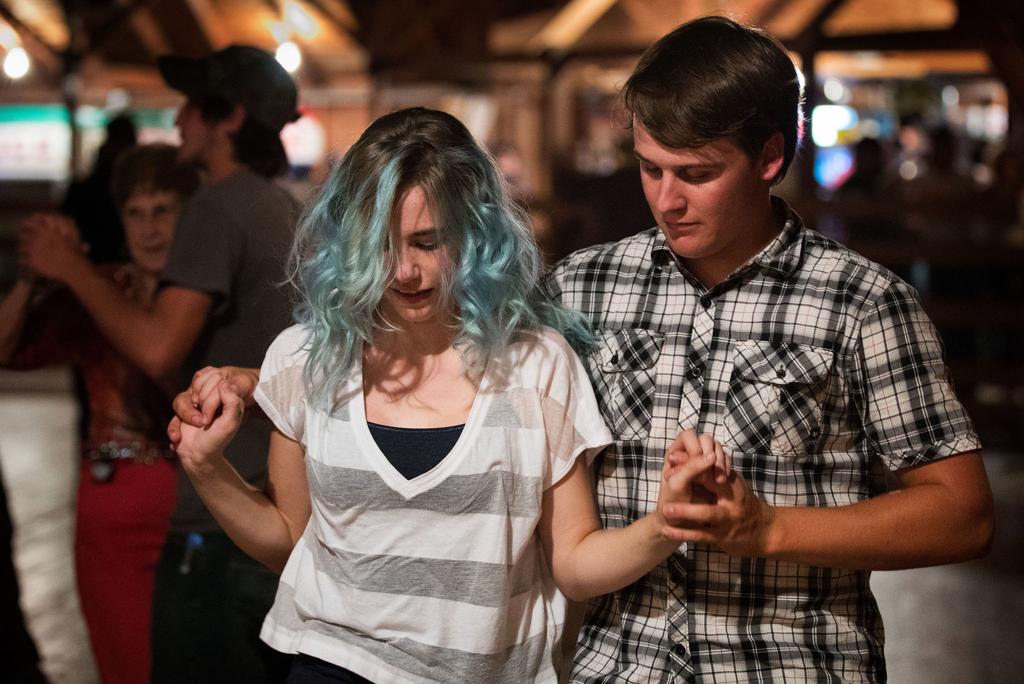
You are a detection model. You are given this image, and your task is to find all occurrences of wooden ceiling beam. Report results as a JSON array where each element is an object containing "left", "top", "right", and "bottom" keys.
[
  {"left": 86, "top": 0, "right": 156, "bottom": 57},
  {"left": 792, "top": 29, "right": 981, "bottom": 53},
  {"left": 127, "top": 6, "right": 171, "bottom": 59},
  {"left": 0, "top": 0, "right": 61, "bottom": 75},
  {"left": 351, "top": 0, "right": 492, "bottom": 75},
  {"left": 753, "top": 0, "right": 793, "bottom": 27},
  {"left": 792, "top": 0, "right": 846, "bottom": 51},
  {"left": 526, "top": 0, "right": 617, "bottom": 53},
  {"left": 182, "top": 0, "right": 232, "bottom": 51},
  {"left": 300, "top": 0, "right": 358, "bottom": 40},
  {"left": 383, "top": 0, "right": 460, "bottom": 63}
]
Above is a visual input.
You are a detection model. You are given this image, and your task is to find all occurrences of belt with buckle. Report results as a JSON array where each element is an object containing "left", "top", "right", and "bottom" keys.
[{"left": 85, "top": 440, "right": 170, "bottom": 483}]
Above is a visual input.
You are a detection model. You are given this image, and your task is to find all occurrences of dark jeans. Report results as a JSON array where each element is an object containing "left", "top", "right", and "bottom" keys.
[
  {"left": 151, "top": 531, "right": 293, "bottom": 684},
  {"left": 288, "top": 654, "right": 373, "bottom": 684}
]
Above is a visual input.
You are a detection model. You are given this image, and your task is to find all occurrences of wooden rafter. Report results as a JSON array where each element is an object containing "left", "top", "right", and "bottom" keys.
[
  {"left": 182, "top": 0, "right": 232, "bottom": 50},
  {"left": 753, "top": 0, "right": 793, "bottom": 27},
  {"left": 526, "top": 0, "right": 617, "bottom": 53},
  {"left": 301, "top": 0, "right": 358, "bottom": 39},
  {"left": 0, "top": 0, "right": 61, "bottom": 74},
  {"left": 127, "top": 5, "right": 171, "bottom": 59},
  {"left": 386, "top": 0, "right": 457, "bottom": 61},
  {"left": 792, "top": 0, "right": 846, "bottom": 50},
  {"left": 86, "top": 0, "right": 155, "bottom": 57},
  {"left": 805, "top": 28, "right": 980, "bottom": 52}
]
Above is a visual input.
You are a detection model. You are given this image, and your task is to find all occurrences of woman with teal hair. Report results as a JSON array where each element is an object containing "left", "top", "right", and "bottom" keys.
[{"left": 171, "top": 107, "right": 722, "bottom": 683}]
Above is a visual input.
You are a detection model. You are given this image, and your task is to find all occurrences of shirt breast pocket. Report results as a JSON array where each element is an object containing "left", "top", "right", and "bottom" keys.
[
  {"left": 723, "top": 340, "right": 833, "bottom": 457},
  {"left": 587, "top": 329, "right": 664, "bottom": 441}
]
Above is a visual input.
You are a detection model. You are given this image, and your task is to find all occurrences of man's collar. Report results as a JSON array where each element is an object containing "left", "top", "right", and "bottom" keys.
[
  {"left": 749, "top": 196, "right": 805, "bottom": 279},
  {"left": 649, "top": 196, "right": 805, "bottom": 281}
]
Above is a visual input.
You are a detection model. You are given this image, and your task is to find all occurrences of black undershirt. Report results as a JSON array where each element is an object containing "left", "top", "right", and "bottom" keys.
[{"left": 366, "top": 421, "right": 465, "bottom": 479}]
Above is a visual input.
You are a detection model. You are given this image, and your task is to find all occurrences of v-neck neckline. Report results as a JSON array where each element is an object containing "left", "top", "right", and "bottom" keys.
[{"left": 349, "top": 353, "right": 492, "bottom": 498}]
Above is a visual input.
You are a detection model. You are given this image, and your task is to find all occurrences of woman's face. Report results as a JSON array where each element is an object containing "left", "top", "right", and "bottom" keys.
[
  {"left": 122, "top": 190, "right": 181, "bottom": 275},
  {"left": 380, "top": 186, "right": 450, "bottom": 327}
]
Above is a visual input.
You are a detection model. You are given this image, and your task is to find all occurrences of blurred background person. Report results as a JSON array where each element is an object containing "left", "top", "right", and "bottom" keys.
[
  {"left": 834, "top": 137, "right": 889, "bottom": 200},
  {"left": 983, "top": 146, "right": 1024, "bottom": 228},
  {"left": 829, "top": 137, "right": 903, "bottom": 242},
  {"left": 896, "top": 124, "right": 981, "bottom": 236},
  {"left": 60, "top": 113, "right": 138, "bottom": 265},
  {"left": 1, "top": 144, "right": 200, "bottom": 684},
  {"left": 21, "top": 44, "right": 301, "bottom": 684}
]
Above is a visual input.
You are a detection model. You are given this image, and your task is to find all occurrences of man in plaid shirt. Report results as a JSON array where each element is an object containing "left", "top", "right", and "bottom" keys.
[{"left": 546, "top": 16, "right": 995, "bottom": 683}]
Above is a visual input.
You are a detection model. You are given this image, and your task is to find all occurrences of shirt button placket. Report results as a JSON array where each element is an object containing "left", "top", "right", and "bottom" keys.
[{"left": 679, "top": 294, "right": 714, "bottom": 429}]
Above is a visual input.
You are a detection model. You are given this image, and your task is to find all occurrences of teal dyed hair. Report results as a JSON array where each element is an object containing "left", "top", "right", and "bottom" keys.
[{"left": 288, "top": 107, "right": 592, "bottom": 405}]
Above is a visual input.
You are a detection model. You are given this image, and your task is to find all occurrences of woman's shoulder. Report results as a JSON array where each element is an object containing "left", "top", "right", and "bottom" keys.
[
  {"left": 264, "top": 323, "right": 312, "bottom": 366},
  {"left": 499, "top": 326, "right": 582, "bottom": 379}
]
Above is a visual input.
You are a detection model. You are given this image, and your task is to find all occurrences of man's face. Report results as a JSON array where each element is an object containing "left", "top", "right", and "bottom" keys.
[
  {"left": 174, "top": 101, "right": 214, "bottom": 164},
  {"left": 633, "top": 121, "right": 782, "bottom": 285}
]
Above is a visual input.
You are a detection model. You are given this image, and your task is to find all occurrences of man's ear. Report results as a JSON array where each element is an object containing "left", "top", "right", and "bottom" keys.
[
  {"left": 220, "top": 103, "right": 246, "bottom": 134},
  {"left": 758, "top": 132, "right": 786, "bottom": 182}
]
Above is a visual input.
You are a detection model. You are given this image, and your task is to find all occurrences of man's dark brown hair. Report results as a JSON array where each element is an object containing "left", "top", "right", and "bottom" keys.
[{"left": 623, "top": 15, "right": 804, "bottom": 184}]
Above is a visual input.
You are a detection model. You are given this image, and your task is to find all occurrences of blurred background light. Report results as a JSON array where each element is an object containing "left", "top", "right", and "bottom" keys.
[
  {"left": 3, "top": 46, "right": 29, "bottom": 79},
  {"left": 276, "top": 41, "right": 301, "bottom": 73}
]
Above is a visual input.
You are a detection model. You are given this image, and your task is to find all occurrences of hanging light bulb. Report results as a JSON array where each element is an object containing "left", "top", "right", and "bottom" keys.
[
  {"left": 3, "top": 46, "right": 29, "bottom": 79},
  {"left": 275, "top": 41, "right": 301, "bottom": 73}
]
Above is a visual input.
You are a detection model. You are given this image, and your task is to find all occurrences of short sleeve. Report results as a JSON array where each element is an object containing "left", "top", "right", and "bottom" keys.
[
  {"left": 851, "top": 280, "right": 981, "bottom": 470},
  {"left": 160, "top": 196, "right": 241, "bottom": 305},
  {"left": 253, "top": 325, "right": 309, "bottom": 443},
  {"left": 537, "top": 331, "right": 614, "bottom": 489}
]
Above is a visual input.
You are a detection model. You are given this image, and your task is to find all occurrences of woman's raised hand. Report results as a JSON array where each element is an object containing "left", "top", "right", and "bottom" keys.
[
  {"left": 174, "top": 380, "right": 246, "bottom": 474},
  {"left": 168, "top": 366, "right": 260, "bottom": 449}
]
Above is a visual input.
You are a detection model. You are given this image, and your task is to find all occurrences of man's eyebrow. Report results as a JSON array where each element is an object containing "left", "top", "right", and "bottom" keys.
[
  {"left": 632, "top": 150, "right": 722, "bottom": 170},
  {"left": 408, "top": 228, "right": 438, "bottom": 238}
]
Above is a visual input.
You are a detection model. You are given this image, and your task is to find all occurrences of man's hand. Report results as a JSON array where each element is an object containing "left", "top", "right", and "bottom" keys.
[
  {"left": 19, "top": 213, "right": 88, "bottom": 281},
  {"left": 168, "top": 366, "right": 260, "bottom": 448},
  {"left": 661, "top": 443, "right": 776, "bottom": 558}
]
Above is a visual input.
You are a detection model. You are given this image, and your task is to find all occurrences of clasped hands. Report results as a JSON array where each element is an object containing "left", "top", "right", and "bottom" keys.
[
  {"left": 167, "top": 366, "right": 259, "bottom": 472},
  {"left": 18, "top": 213, "right": 89, "bottom": 281},
  {"left": 656, "top": 429, "right": 775, "bottom": 558}
]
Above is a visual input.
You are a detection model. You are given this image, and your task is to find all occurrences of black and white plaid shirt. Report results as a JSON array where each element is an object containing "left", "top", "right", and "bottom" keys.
[{"left": 546, "top": 198, "right": 980, "bottom": 683}]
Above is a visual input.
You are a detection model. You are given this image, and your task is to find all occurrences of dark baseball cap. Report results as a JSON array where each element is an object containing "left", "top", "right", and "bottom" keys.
[{"left": 158, "top": 45, "right": 299, "bottom": 132}]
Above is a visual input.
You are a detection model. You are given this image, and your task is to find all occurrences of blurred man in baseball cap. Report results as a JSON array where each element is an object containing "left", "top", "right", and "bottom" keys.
[
  {"left": 23, "top": 45, "right": 302, "bottom": 682},
  {"left": 158, "top": 44, "right": 300, "bottom": 178}
]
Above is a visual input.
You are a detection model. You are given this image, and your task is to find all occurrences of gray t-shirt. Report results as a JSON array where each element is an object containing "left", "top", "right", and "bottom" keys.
[{"left": 161, "top": 169, "right": 297, "bottom": 533}]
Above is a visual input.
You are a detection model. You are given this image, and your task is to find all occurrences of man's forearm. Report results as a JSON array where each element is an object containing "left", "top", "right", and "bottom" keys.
[
  {"left": 60, "top": 258, "right": 209, "bottom": 381},
  {"left": 61, "top": 260, "right": 171, "bottom": 375},
  {"left": 766, "top": 478, "right": 993, "bottom": 570},
  {"left": 663, "top": 451, "right": 994, "bottom": 571}
]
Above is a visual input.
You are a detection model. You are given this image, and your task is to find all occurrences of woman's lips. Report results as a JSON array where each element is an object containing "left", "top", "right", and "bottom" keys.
[{"left": 392, "top": 288, "right": 432, "bottom": 304}]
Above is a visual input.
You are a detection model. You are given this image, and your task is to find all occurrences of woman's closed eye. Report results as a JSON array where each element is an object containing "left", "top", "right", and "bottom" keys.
[{"left": 413, "top": 239, "right": 439, "bottom": 251}]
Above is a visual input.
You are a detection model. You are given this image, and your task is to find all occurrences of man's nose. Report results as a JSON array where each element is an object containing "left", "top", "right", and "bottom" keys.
[{"left": 653, "top": 176, "right": 687, "bottom": 215}]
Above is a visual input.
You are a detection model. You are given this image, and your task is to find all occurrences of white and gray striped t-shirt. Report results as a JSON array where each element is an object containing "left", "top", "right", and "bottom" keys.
[{"left": 254, "top": 324, "right": 612, "bottom": 683}]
